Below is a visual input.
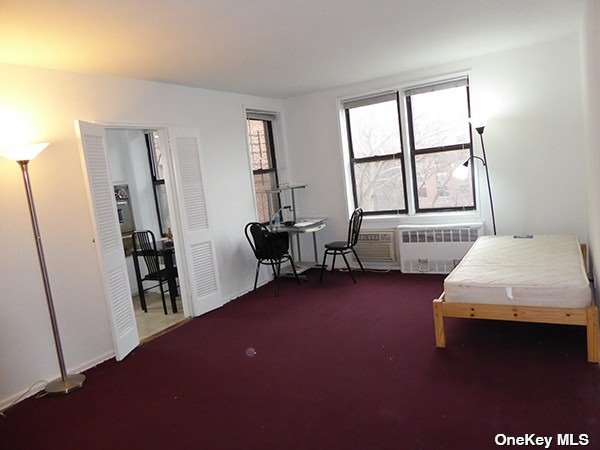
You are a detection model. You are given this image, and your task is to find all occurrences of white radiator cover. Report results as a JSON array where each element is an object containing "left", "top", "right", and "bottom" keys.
[
  {"left": 353, "top": 229, "right": 397, "bottom": 262},
  {"left": 398, "top": 223, "right": 483, "bottom": 274}
]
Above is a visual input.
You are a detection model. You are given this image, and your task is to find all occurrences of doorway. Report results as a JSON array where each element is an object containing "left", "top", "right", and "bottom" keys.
[
  {"left": 106, "top": 128, "right": 185, "bottom": 341},
  {"left": 77, "top": 121, "right": 222, "bottom": 360}
]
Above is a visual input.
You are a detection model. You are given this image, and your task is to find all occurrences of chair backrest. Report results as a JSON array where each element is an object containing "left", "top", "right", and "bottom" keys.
[
  {"left": 132, "top": 230, "right": 160, "bottom": 275},
  {"left": 347, "top": 208, "right": 363, "bottom": 247},
  {"left": 245, "top": 222, "right": 289, "bottom": 260}
]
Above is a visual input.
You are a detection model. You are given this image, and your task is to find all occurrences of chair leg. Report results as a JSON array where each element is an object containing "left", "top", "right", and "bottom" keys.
[
  {"left": 132, "top": 256, "right": 147, "bottom": 312},
  {"left": 319, "top": 250, "right": 328, "bottom": 281},
  {"left": 158, "top": 279, "right": 168, "bottom": 315},
  {"left": 341, "top": 252, "right": 356, "bottom": 283},
  {"left": 351, "top": 248, "right": 366, "bottom": 273},
  {"left": 270, "top": 260, "right": 278, "bottom": 278},
  {"left": 138, "top": 283, "right": 148, "bottom": 313},
  {"left": 331, "top": 252, "right": 337, "bottom": 273},
  {"left": 253, "top": 261, "right": 261, "bottom": 290}
]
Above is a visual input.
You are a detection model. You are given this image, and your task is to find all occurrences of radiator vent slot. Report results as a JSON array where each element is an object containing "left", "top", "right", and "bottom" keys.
[
  {"left": 398, "top": 223, "right": 483, "bottom": 274},
  {"left": 354, "top": 229, "right": 396, "bottom": 262}
]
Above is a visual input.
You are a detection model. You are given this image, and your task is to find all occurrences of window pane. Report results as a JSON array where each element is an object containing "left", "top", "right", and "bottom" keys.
[
  {"left": 155, "top": 183, "right": 171, "bottom": 233},
  {"left": 253, "top": 172, "right": 279, "bottom": 223},
  {"left": 348, "top": 100, "right": 402, "bottom": 158},
  {"left": 415, "top": 149, "right": 474, "bottom": 209},
  {"left": 410, "top": 86, "right": 470, "bottom": 150},
  {"left": 149, "top": 131, "right": 164, "bottom": 180},
  {"left": 247, "top": 119, "right": 273, "bottom": 171},
  {"left": 354, "top": 159, "right": 406, "bottom": 212}
]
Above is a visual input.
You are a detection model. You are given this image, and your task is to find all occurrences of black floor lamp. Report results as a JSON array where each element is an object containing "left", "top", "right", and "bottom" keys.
[
  {"left": 463, "top": 124, "right": 497, "bottom": 235},
  {"left": 3, "top": 143, "right": 86, "bottom": 395}
]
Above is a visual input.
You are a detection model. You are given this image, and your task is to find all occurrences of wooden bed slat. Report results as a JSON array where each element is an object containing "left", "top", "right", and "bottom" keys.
[{"left": 438, "top": 300, "right": 587, "bottom": 326}]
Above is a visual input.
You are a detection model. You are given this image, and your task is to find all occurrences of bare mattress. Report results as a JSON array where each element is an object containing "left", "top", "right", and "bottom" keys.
[{"left": 444, "top": 235, "right": 591, "bottom": 308}]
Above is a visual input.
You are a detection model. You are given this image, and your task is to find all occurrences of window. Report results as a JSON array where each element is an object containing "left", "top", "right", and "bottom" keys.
[
  {"left": 344, "top": 77, "right": 475, "bottom": 215},
  {"left": 144, "top": 130, "right": 171, "bottom": 235},
  {"left": 247, "top": 113, "right": 280, "bottom": 223},
  {"left": 345, "top": 93, "right": 408, "bottom": 214},
  {"left": 406, "top": 79, "right": 475, "bottom": 212}
]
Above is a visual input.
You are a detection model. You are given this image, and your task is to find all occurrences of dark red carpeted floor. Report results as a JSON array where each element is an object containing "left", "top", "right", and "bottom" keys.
[{"left": 2, "top": 270, "right": 600, "bottom": 449}]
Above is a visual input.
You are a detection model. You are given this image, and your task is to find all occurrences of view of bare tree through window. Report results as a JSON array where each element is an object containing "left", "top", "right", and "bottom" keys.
[
  {"left": 344, "top": 78, "right": 475, "bottom": 214},
  {"left": 409, "top": 86, "right": 474, "bottom": 210},
  {"left": 347, "top": 100, "right": 406, "bottom": 213},
  {"left": 247, "top": 118, "right": 279, "bottom": 223},
  {"left": 414, "top": 149, "right": 472, "bottom": 209},
  {"left": 411, "top": 87, "right": 470, "bottom": 149}
]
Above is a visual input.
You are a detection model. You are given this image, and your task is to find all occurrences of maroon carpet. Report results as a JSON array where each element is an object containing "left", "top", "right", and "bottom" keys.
[{"left": 2, "top": 271, "right": 600, "bottom": 449}]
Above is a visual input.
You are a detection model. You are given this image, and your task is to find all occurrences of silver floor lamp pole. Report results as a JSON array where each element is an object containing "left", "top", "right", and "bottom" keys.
[{"left": 15, "top": 147, "right": 85, "bottom": 395}]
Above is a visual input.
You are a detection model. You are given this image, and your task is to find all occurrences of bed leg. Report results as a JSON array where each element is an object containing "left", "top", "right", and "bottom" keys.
[
  {"left": 585, "top": 306, "right": 600, "bottom": 363},
  {"left": 433, "top": 299, "right": 446, "bottom": 348}
]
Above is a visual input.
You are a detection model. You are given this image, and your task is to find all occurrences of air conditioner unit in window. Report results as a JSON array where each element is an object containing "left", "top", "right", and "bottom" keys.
[
  {"left": 397, "top": 223, "right": 484, "bottom": 274},
  {"left": 353, "top": 229, "right": 397, "bottom": 262}
]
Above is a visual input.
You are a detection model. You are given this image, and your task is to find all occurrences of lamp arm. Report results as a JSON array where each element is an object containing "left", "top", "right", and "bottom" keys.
[{"left": 465, "top": 155, "right": 486, "bottom": 166}]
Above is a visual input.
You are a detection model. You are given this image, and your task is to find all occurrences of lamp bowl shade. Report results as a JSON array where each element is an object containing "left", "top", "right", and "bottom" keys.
[
  {"left": 453, "top": 164, "right": 470, "bottom": 180},
  {"left": 1, "top": 143, "right": 49, "bottom": 161}
]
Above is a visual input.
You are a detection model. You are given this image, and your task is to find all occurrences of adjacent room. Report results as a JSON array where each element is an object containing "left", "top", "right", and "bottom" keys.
[{"left": 1, "top": 0, "right": 600, "bottom": 448}]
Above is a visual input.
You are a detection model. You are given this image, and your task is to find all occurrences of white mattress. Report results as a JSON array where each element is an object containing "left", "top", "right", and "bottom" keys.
[{"left": 444, "top": 235, "right": 591, "bottom": 307}]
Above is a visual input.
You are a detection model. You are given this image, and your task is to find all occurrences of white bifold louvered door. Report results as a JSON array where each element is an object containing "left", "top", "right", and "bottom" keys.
[
  {"left": 167, "top": 127, "right": 222, "bottom": 316},
  {"left": 75, "top": 120, "right": 139, "bottom": 360}
]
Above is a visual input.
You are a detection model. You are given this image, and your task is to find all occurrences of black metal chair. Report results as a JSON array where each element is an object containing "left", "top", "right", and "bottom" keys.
[
  {"left": 319, "top": 208, "right": 365, "bottom": 283},
  {"left": 245, "top": 222, "right": 300, "bottom": 296},
  {"left": 131, "top": 230, "right": 179, "bottom": 314}
]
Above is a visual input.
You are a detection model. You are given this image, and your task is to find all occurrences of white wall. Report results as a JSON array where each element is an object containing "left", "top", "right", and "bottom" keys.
[
  {"left": 582, "top": 0, "right": 600, "bottom": 291},
  {"left": 283, "top": 35, "right": 588, "bottom": 257},
  {"left": 0, "top": 62, "right": 282, "bottom": 407}
]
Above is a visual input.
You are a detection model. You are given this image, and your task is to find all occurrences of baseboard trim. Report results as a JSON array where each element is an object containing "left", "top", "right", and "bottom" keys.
[{"left": 0, "top": 350, "right": 115, "bottom": 412}]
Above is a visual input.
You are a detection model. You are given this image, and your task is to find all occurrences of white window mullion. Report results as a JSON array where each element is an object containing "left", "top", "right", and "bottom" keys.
[{"left": 399, "top": 91, "right": 416, "bottom": 216}]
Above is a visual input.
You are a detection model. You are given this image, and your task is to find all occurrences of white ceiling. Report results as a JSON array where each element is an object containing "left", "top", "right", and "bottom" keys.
[{"left": 0, "top": 0, "right": 584, "bottom": 98}]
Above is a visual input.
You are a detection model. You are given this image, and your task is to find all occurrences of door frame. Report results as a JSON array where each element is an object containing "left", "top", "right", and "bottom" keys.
[{"left": 77, "top": 120, "right": 214, "bottom": 360}]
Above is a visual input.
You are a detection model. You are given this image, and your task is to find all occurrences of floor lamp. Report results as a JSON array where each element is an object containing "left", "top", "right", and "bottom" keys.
[
  {"left": 461, "top": 124, "right": 497, "bottom": 235},
  {"left": 5, "top": 143, "right": 86, "bottom": 395}
]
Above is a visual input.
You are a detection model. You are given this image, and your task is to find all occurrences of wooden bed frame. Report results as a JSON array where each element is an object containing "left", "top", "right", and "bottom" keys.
[{"left": 432, "top": 244, "right": 600, "bottom": 363}]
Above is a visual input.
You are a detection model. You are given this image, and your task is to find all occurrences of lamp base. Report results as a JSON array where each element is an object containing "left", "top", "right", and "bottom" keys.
[{"left": 45, "top": 374, "right": 86, "bottom": 396}]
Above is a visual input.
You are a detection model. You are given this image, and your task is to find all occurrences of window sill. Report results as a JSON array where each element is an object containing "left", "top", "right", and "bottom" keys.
[{"left": 362, "top": 210, "right": 482, "bottom": 229}]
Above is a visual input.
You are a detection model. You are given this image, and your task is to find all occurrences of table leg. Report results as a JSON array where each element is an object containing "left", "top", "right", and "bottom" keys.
[
  {"left": 167, "top": 278, "right": 178, "bottom": 313},
  {"left": 296, "top": 234, "right": 302, "bottom": 262}
]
